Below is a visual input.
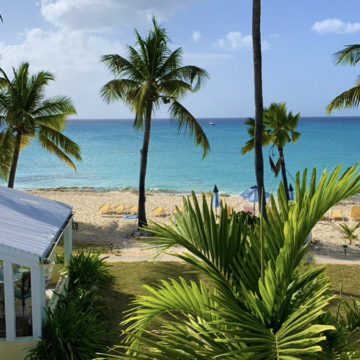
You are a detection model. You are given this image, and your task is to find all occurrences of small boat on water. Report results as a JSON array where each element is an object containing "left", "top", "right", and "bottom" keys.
[{"left": 209, "top": 122, "right": 215, "bottom": 125}]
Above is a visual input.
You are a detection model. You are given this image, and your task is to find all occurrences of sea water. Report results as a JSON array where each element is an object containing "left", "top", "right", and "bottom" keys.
[{"left": 7, "top": 117, "right": 360, "bottom": 195}]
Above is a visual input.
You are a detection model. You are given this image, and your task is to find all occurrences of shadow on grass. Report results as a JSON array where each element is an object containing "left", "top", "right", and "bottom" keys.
[
  {"left": 102, "top": 261, "right": 207, "bottom": 348},
  {"left": 72, "top": 220, "right": 139, "bottom": 249}
]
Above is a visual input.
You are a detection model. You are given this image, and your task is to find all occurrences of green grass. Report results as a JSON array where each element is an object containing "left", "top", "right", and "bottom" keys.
[{"left": 100, "top": 262, "right": 360, "bottom": 346}]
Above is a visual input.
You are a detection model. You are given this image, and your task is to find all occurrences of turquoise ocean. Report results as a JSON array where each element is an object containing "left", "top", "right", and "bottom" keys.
[{"left": 7, "top": 117, "right": 360, "bottom": 195}]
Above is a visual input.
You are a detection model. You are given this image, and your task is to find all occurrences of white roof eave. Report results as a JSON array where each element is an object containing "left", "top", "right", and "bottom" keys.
[{"left": 0, "top": 187, "right": 72, "bottom": 263}]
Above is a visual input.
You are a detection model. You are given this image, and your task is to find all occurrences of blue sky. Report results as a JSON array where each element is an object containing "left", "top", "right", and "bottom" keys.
[{"left": 0, "top": 0, "right": 359, "bottom": 119}]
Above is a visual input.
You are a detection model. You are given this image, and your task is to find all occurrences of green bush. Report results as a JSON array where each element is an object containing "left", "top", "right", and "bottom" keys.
[
  {"left": 66, "top": 251, "right": 111, "bottom": 292},
  {"left": 26, "top": 291, "right": 108, "bottom": 360},
  {"left": 27, "top": 252, "right": 112, "bottom": 359}
]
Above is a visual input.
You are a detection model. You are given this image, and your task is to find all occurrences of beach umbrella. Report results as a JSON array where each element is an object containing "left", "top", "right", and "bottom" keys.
[
  {"left": 240, "top": 185, "right": 270, "bottom": 213},
  {"left": 289, "top": 183, "right": 295, "bottom": 201},
  {"left": 213, "top": 185, "right": 220, "bottom": 216}
]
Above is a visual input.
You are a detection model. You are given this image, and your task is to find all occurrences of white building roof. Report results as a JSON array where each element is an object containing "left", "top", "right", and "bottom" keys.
[{"left": 0, "top": 186, "right": 72, "bottom": 263}]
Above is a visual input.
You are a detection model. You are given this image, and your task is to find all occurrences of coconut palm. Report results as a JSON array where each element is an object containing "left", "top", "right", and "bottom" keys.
[
  {"left": 0, "top": 62, "right": 81, "bottom": 188},
  {"left": 252, "top": 0, "right": 267, "bottom": 218},
  {"left": 265, "top": 103, "right": 300, "bottom": 200},
  {"left": 103, "top": 164, "right": 360, "bottom": 359},
  {"left": 327, "top": 44, "right": 360, "bottom": 113},
  {"left": 100, "top": 18, "right": 209, "bottom": 228},
  {"left": 242, "top": 103, "right": 300, "bottom": 201}
]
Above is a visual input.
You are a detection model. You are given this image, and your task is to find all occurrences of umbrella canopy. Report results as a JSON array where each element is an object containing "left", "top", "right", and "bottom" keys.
[
  {"left": 213, "top": 185, "right": 220, "bottom": 209},
  {"left": 240, "top": 185, "right": 271, "bottom": 203}
]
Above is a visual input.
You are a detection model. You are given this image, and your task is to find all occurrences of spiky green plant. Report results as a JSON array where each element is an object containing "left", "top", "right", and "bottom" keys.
[
  {"left": 100, "top": 17, "right": 209, "bottom": 228},
  {"left": 99, "top": 164, "right": 360, "bottom": 359},
  {"left": 26, "top": 291, "right": 107, "bottom": 360},
  {"left": 0, "top": 62, "right": 81, "bottom": 188},
  {"left": 65, "top": 251, "right": 111, "bottom": 292},
  {"left": 338, "top": 222, "right": 360, "bottom": 245}
]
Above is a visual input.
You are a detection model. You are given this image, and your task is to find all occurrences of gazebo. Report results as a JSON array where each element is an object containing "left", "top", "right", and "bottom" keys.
[{"left": 0, "top": 186, "right": 73, "bottom": 355}]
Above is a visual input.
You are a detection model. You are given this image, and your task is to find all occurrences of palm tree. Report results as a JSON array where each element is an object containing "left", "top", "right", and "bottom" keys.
[
  {"left": 338, "top": 222, "right": 360, "bottom": 245},
  {"left": 105, "top": 164, "right": 360, "bottom": 358},
  {"left": 242, "top": 103, "right": 300, "bottom": 201},
  {"left": 252, "top": 0, "right": 267, "bottom": 218},
  {"left": 327, "top": 44, "right": 360, "bottom": 113},
  {"left": 0, "top": 62, "right": 81, "bottom": 188},
  {"left": 264, "top": 103, "right": 300, "bottom": 200},
  {"left": 100, "top": 18, "right": 209, "bottom": 228}
]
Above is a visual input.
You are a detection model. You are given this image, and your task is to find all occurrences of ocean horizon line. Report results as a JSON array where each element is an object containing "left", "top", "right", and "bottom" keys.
[{"left": 67, "top": 116, "right": 360, "bottom": 122}]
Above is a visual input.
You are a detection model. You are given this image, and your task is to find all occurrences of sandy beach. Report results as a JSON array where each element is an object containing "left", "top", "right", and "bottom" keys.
[{"left": 30, "top": 189, "right": 360, "bottom": 261}]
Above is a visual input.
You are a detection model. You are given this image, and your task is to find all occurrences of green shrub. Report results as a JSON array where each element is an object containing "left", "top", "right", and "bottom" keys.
[
  {"left": 26, "top": 291, "right": 108, "bottom": 360},
  {"left": 66, "top": 251, "right": 111, "bottom": 292}
]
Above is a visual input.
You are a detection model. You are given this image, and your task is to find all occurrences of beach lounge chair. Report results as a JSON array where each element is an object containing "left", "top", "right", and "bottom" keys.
[
  {"left": 153, "top": 207, "right": 169, "bottom": 217},
  {"left": 99, "top": 204, "right": 114, "bottom": 215},
  {"left": 329, "top": 210, "right": 346, "bottom": 221},
  {"left": 127, "top": 205, "right": 138, "bottom": 215},
  {"left": 351, "top": 206, "right": 360, "bottom": 221},
  {"left": 114, "top": 204, "right": 128, "bottom": 215}
]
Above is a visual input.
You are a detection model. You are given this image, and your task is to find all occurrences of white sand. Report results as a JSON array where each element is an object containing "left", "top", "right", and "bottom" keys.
[{"left": 29, "top": 190, "right": 360, "bottom": 261}]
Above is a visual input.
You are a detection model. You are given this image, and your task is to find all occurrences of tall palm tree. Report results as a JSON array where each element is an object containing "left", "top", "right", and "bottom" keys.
[
  {"left": 100, "top": 18, "right": 210, "bottom": 228},
  {"left": 0, "top": 62, "right": 81, "bottom": 188},
  {"left": 327, "top": 44, "right": 360, "bottom": 113},
  {"left": 106, "top": 165, "right": 360, "bottom": 358},
  {"left": 252, "top": 0, "right": 267, "bottom": 218}
]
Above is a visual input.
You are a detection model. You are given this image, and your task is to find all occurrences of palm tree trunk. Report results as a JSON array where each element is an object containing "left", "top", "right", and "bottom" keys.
[
  {"left": 278, "top": 147, "right": 290, "bottom": 201},
  {"left": 7, "top": 131, "right": 21, "bottom": 189},
  {"left": 252, "top": 0, "right": 267, "bottom": 218},
  {"left": 138, "top": 106, "right": 153, "bottom": 228}
]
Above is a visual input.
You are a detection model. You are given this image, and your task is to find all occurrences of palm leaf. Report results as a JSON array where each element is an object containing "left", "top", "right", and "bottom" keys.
[
  {"left": 169, "top": 100, "right": 210, "bottom": 158},
  {"left": 327, "top": 82, "right": 360, "bottom": 113}
]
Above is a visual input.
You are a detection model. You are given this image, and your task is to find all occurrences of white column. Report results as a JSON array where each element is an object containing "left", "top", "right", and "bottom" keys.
[
  {"left": 64, "top": 220, "right": 73, "bottom": 266},
  {"left": 3, "top": 260, "right": 16, "bottom": 341},
  {"left": 31, "top": 264, "right": 45, "bottom": 339}
]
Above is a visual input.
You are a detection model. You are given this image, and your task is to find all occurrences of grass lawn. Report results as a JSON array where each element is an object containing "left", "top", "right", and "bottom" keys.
[{"left": 101, "top": 262, "right": 360, "bottom": 347}]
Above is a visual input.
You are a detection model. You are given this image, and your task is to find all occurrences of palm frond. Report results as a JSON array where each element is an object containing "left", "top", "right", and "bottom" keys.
[
  {"left": 169, "top": 100, "right": 210, "bottom": 158},
  {"left": 335, "top": 44, "right": 360, "bottom": 65},
  {"left": 327, "top": 82, "right": 360, "bottom": 113},
  {"left": 115, "top": 165, "right": 360, "bottom": 359},
  {"left": 39, "top": 126, "right": 81, "bottom": 159}
]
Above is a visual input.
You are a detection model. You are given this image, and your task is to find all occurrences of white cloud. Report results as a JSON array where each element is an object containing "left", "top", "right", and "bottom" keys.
[
  {"left": 311, "top": 18, "right": 360, "bottom": 34},
  {"left": 192, "top": 31, "right": 202, "bottom": 43},
  {"left": 213, "top": 31, "right": 269, "bottom": 50},
  {"left": 0, "top": 27, "right": 127, "bottom": 118},
  {"left": 40, "top": 0, "right": 197, "bottom": 31}
]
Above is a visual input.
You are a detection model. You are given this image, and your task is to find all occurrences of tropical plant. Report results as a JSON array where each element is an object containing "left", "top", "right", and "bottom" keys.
[
  {"left": 100, "top": 17, "right": 209, "bottom": 228},
  {"left": 242, "top": 103, "right": 301, "bottom": 201},
  {"left": 317, "top": 300, "right": 360, "bottom": 358},
  {"left": 338, "top": 222, "right": 360, "bottom": 245},
  {"left": 0, "top": 62, "right": 81, "bottom": 188},
  {"left": 65, "top": 251, "right": 111, "bottom": 292},
  {"left": 265, "top": 103, "right": 300, "bottom": 200},
  {"left": 327, "top": 44, "right": 360, "bottom": 113},
  {"left": 26, "top": 291, "right": 108, "bottom": 360},
  {"left": 101, "top": 164, "right": 360, "bottom": 359},
  {"left": 252, "top": 0, "right": 267, "bottom": 217}
]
